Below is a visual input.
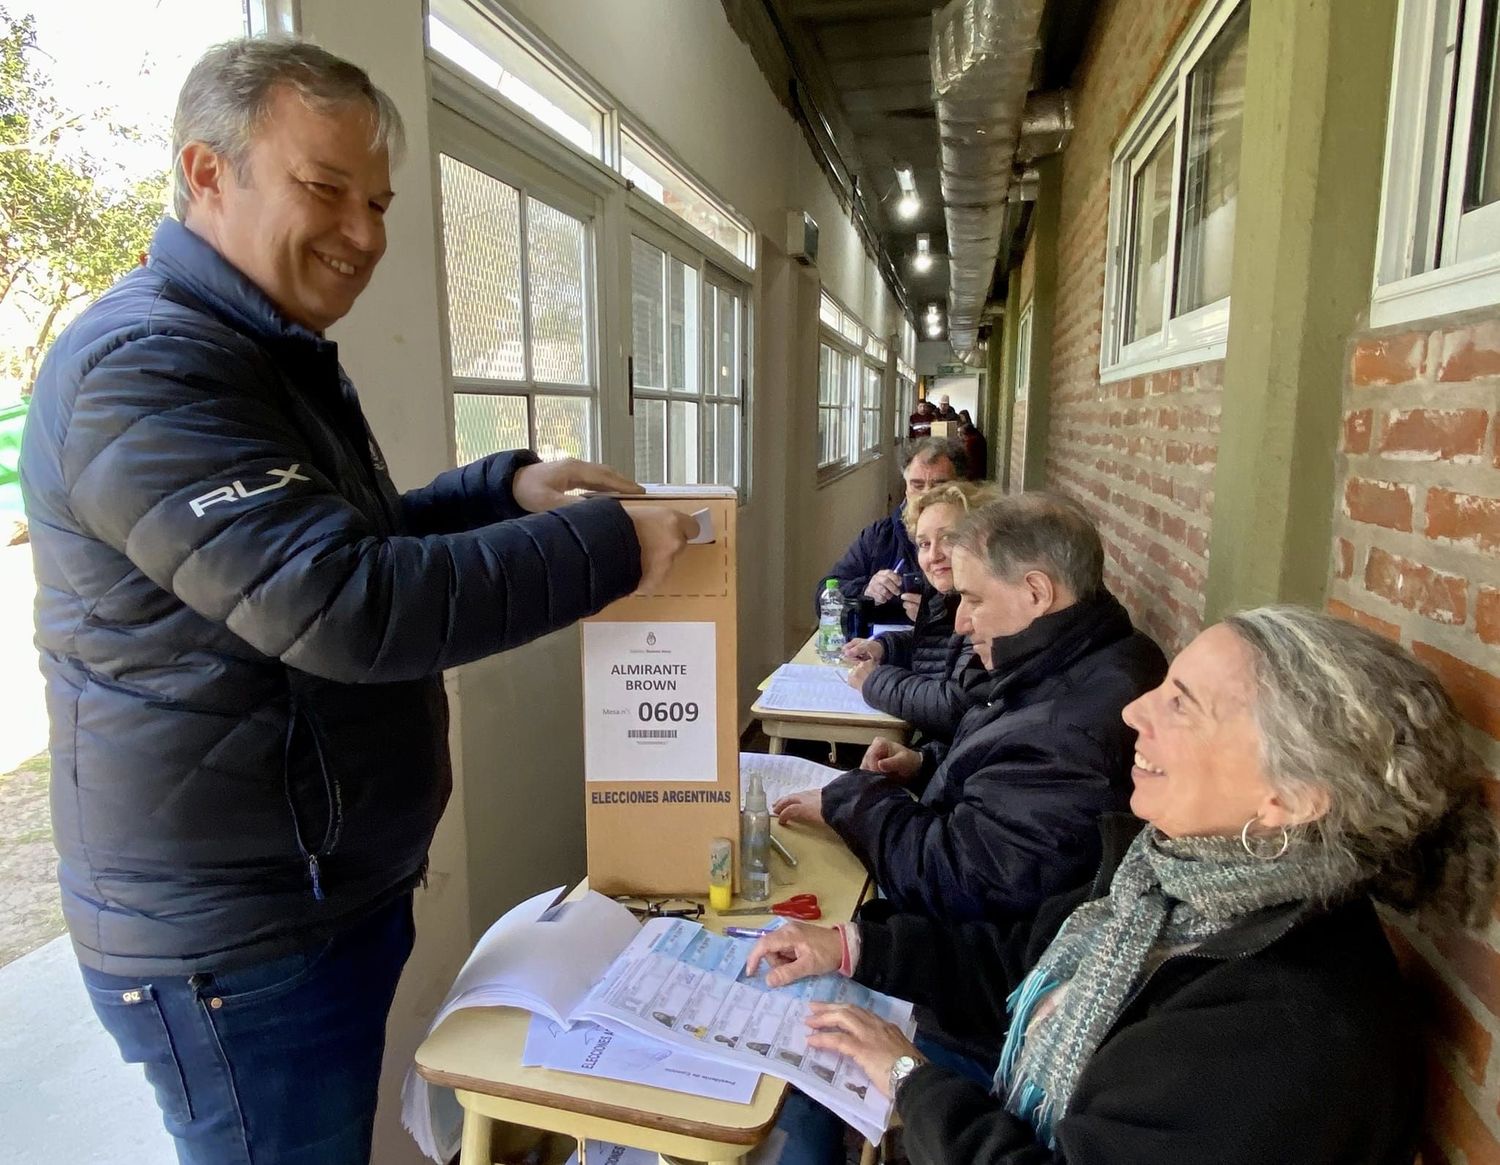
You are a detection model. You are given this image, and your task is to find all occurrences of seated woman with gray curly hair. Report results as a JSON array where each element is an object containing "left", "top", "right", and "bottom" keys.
[{"left": 748, "top": 606, "right": 1499, "bottom": 1164}]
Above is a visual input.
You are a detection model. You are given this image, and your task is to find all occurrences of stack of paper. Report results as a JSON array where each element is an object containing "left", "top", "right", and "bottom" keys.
[
  {"left": 740, "top": 752, "right": 845, "bottom": 809},
  {"left": 758, "top": 664, "right": 879, "bottom": 716},
  {"left": 402, "top": 888, "right": 914, "bottom": 1159}
]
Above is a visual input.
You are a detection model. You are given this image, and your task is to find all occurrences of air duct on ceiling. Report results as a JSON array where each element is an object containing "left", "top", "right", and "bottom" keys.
[{"left": 930, "top": 0, "right": 1047, "bottom": 359}]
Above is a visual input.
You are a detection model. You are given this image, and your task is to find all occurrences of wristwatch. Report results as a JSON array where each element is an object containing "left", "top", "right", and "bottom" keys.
[{"left": 888, "top": 1053, "right": 922, "bottom": 1099}]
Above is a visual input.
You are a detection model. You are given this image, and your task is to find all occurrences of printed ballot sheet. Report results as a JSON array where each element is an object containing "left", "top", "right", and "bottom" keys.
[
  {"left": 522, "top": 1016, "right": 758, "bottom": 1103},
  {"left": 757, "top": 671, "right": 879, "bottom": 717},
  {"left": 582, "top": 621, "right": 718, "bottom": 782},
  {"left": 574, "top": 918, "right": 915, "bottom": 1144},
  {"left": 740, "top": 752, "right": 845, "bottom": 810}
]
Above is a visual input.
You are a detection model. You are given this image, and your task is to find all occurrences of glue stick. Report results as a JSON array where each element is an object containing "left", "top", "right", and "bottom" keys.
[{"left": 708, "top": 836, "right": 734, "bottom": 911}]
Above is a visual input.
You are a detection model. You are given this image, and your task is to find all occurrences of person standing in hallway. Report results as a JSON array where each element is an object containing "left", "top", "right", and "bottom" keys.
[
  {"left": 959, "top": 408, "right": 988, "bottom": 480},
  {"left": 19, "top": 38, "right": 693, "bottom": 1165}
]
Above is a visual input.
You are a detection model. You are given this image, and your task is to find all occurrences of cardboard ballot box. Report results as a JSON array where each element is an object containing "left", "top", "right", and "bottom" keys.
[
  {"left": 929, "top": 419, "right": 956, "bottom": 439},
  {"left": 580, "top": 487, "right": 739, "bottom": 896}
]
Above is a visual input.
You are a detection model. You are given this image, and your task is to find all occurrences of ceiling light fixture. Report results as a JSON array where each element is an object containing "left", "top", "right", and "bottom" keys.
[
  {"left": 912, "top": 233, "right": 934, "bottom": 273},
  {"left": 895, "top": 165, "right": 920, "bottom": 219}
]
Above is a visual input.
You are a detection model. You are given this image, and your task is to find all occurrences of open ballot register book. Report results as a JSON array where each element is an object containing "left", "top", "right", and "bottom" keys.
[{"left": 582, "top": 485, "right": 741, "bottom": 895}]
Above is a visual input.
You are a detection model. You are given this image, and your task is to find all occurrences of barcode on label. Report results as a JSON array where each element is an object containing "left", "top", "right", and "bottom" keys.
[{"left": 627, "top": 729, "right": 679, "bottom": 739}]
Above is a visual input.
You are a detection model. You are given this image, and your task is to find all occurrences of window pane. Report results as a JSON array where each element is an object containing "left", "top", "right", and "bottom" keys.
[
  {"left": 1176, "top": 6, "right": 1248, "bottom": 314},
  {"left": 704, "top": 402, "right": 739, "bottom": 486},
  {"left": 634, "top": 398, "right": 666, "bottom": 482},
  {"left": 534, "top": 394, "right": 592, "bottom": 461},
  {"left": 427, "top": 1, "right": 604, "bottom": 157},
  {"left": 440, "top": 155, "right": 525, "bottom": 380},
  {"left": 527, "top": 198, "right": 589, "bottom": 385},
  {"left": 819, "top": 293, "right": 841, "bottom": 329},
  {"left": 622, "top": 130, "right": 752, "bottom": 263},
  {"left": 668, "top": 400, "right": 700, "bottom": 484},
  {"left": 669, "top": 258, "right": 699, "bottom": 394},
  {"left": 631, "top": 237, "right": 666, "bottom": 390},
  {"left": 455, "top": 392, "right": 528, "bottom": 464},
  {"left": 1124, "top": 131, "right": 1175, "bottom": 343},
  {"left": 1469, "top": 0, "right": 1500, "bottom": 208},
  {"left": 715, "top": 286, "right": 738, "bottom": 398}
]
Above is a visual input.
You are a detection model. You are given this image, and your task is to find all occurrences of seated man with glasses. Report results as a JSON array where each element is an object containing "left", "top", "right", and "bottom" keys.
[{"left": 816, "top": 437, "right": 967, "bottom": 626}]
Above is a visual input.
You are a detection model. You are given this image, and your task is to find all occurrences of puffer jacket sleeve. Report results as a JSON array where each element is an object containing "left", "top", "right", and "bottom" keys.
[
  {"left": 400, "top": 448, "right": 542, "bottom": 534},
  {"left": 62, "top": 336, "right": 640, "bottom": 684},
  {"left": 862, "top": 661, "right": 979, "bottom": 739},
  {"left": 821, "top": 724, "right": 1116, "bottom": 921},
  {"left": 875, "top": 628, "right": 915, "bottom": 669}
]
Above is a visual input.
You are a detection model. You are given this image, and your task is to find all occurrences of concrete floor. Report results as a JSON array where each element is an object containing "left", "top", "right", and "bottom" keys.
[{"left": 0, "top": 935, "right": 175, "bottom": 1163}]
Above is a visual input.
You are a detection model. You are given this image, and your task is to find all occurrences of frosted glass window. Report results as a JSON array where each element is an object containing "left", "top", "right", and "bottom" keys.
[
  {"left": 526, "top": 199, "right": 588, "bottom": 385},
  {"left": 454, "top": 393, "right": 527, "bottom": 464},
  {"left": 439, "top": 155, "right": 524, "bottom": 381}
]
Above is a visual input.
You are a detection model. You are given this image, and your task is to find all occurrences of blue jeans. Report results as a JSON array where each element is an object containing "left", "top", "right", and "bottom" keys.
[
  {"left": 771, "top": 1033, "right": 995, "bottom": 1165},
  {"left": 79, "top": 893, "right": 415, "bottom": 1165}
]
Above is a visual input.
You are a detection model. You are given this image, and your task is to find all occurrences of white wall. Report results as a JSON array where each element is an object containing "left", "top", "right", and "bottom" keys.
[{"left": 295, "top": 4, "right": 903, "bottom": 1161}]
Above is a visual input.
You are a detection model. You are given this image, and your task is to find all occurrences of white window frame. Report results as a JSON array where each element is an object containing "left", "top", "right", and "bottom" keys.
[
  {"left": 1372, "top": 0, "right": 1500, "bottom": 326},
  {"left": 817, "top": 291, "right": 877, "bottom": 478},
  {"left": 1015, "top": 301, "right": 1035, "bottom": 402},
  {"left": 432, "top": 105, "right": 604, "bottom": 467},
  {"left": 1099, "top": 0, "right": 1247, "bottom": 382},
  {"left": 627, "top": 212, "right": 751, "bottom": 492},
  {"left": 247, "top": 0, "right": 299, "bottom": 36}
]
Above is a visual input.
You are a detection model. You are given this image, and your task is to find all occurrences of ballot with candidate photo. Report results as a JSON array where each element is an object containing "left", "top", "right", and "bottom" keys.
[{"left": 581, "top": 487, "right": 740, "bottom": 895}]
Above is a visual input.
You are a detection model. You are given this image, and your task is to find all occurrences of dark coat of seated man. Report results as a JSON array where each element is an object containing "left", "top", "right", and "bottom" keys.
[
  {"left": 815, "top": 436, "right": 965, "bottom": 626},
  {"left": 777, "top": 493, "right": 1167, "bottom": 924}
]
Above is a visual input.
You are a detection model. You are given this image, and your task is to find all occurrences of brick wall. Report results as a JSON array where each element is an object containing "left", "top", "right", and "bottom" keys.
[
  {"left": 1042, "top": 0, "right": 1213, "bottom": 657},
  {"left": 1009, "top": 400, "right": 1027, "bottom": 491},
  {"left": 1330, "top": 312, "right": 1500, "bottom": 1164}
]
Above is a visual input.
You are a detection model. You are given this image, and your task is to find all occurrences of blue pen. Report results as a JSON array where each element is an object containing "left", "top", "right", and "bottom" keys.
[
  {"left": 893, "top": 557, "right": 907, "bottom": 575},
  {"left": 724, "top": 925, "right": 770, "bottom": 939}
]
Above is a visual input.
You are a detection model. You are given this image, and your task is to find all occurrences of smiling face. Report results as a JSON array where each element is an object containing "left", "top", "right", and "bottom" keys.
[
  {"left": 181, "top": 86, "right": 394, "bottom": 332},
  {"left": 1122, "top": 624, "right": 1285, "bottom": 838},
  {"left": 914, "top": 502, "right": 960, "bottom": 593},
  {"left": 951, "top": 545, "right": 1052, "bottom": 669}
]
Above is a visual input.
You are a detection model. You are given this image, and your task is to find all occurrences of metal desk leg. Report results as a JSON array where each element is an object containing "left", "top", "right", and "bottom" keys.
[
  {"left": 459, "top": 1105, "right": 496, "bottom": 1164},
  {"left": 768, "top": 734, "right": 785, "bottom": 755}
]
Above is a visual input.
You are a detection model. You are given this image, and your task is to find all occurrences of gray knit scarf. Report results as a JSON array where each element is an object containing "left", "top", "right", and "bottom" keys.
[{"left": 993, "top": 828, "right": 1352, "bottom": 1148}]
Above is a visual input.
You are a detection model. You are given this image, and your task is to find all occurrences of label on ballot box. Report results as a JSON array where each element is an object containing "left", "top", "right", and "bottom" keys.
[{"left": 582, "top": 621, "right": 718, "bottom": 782}]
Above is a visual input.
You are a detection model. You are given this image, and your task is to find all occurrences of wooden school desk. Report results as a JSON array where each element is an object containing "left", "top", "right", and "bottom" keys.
[
  {"left": 750, "top": 633, "right": 909, "bottom": 762},
  {"left": 413, "top": 825, "right": 870, "bottom": 1165}
]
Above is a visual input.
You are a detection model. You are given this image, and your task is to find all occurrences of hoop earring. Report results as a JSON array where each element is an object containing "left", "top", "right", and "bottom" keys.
[{"left": 1240, "top": 817, "right": 1290, "bottom": 861}]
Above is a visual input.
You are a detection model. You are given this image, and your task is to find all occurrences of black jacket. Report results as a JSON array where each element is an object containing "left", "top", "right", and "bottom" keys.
[
  {"left": 817, "top": 503, "right": 916, "bottom": 625},
  {"left": 857, "top": 817, "right": 1421, "bottom": 1165},
  {"left": 862, "top": 588, "right": 979, "bottom": 740},
  {"left": 20, "top": 219, "right": 640, "bottom": 975},
  {"left": 822, "top": 594, "right": 1166, "bottom": 923}
]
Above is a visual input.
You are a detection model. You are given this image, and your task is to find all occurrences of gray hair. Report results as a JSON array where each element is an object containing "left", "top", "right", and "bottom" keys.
[
  {"left": 953, "top": 491, "right": 1104, "bottom": 601},
  {"left": 1226, "top": 606, "right": 1500, "bottom": 926},
  {"left": 172, "top": 38, "right": 406, "bottom": 220},
  {"left": 901, "top": 435, "right": 967, "bottom": 478}
]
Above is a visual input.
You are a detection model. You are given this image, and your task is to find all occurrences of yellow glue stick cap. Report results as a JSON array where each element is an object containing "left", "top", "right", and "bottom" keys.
[{"left": 708, "top": 883, "right": 733, "bottom": 912}]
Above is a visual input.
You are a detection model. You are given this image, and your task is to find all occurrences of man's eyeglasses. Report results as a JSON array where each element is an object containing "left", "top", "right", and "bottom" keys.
[{"left": 613, "top": 896, "right": 704, "bottom": 920}]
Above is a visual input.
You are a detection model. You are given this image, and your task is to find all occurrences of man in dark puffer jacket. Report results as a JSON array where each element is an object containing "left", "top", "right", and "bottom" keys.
[
  {"left": 775, "top": 493, "right": 1166, "bottom": 925},
  {"left": 20, "top": 40, "right": 692, "bottom": 1165}
]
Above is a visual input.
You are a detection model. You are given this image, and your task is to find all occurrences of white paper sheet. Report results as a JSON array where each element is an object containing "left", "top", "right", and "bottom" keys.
[
  {"left": 582, "top": 621, "right": 719, "bottom": 782},
  {"left": 564, "top": 1143, "right": 659, "bottom": 1165},
  {"left": 756, "top": 678, "right": 879, "bottom": 716},
  {"left": 740, "top": 752, "right": 845, "bottom": 809},
  {"left": 573, "top": 918, "right": 914, "bottom": 1144},
  {"left": 870, "top": 622, "right": 910, "bottom": 638},
  {"left": 768, "top": 663, "right": 849, "bottom": 685},
  {"left": 523, "top": 1016, "right": 759, "bottom": 1103}
]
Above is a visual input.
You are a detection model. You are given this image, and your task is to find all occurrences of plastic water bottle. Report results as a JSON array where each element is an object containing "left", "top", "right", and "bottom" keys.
[
  {"left": 740, "top": 773, "right": 772, "bottom": 903},
  {"left": 817, "top": 579, "right": 847, "bottom": 662}
]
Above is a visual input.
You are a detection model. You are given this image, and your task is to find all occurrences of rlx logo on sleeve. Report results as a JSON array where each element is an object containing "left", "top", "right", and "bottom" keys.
[{"left": 189, "top": 465, "right": 311, "bottom": 517}]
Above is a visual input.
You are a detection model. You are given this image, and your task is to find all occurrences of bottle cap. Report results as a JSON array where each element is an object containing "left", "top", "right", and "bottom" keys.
[
  {"left": 745, "top": 772, "right": 767, "bottom": 813},
  {"left": 824, "top": 578, "right": 838, "bottom": 590}
]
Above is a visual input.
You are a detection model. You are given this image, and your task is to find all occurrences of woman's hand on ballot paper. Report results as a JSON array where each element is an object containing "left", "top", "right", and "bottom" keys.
[
  {"left": 773, "top": 789, "right": 825, "bottom": 827},
  {"left": 629, "top": 507, "right": 701, "bottom": 593},
  {"left": 842, "top": 638, "right": 884, "bottom": 663},
  {"left": 860, "top": 738, "right": 923, "bottom": 784},
  {"left": 512, "top": 457, "right": 642, "bottom": 512},
  {"left": 804, "top": 1004, "right": 923, "bottom": 1098},
  {"left": 744, "top": 920, "right": 842, "bottom": 987}
]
